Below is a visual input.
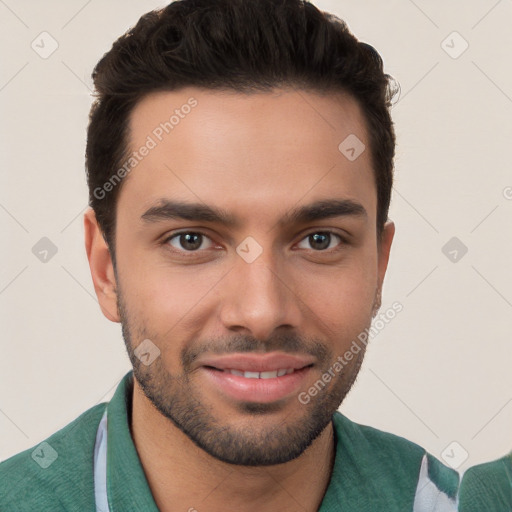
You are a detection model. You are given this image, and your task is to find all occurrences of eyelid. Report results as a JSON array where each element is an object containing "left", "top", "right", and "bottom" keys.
[
  {"left": 297, "top": 227, "right": 350, "bottom": 243},
  {"left": 295, "top": 229, "right": 347, "bottom": 251},
  {"left": 162, "top": 230, "right": 217, "bottom": 251}
]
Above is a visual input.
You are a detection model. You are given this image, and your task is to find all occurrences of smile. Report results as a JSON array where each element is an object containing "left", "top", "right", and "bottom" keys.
[{"left": 217, "top": 368, "right": 297, "bottom": 378}]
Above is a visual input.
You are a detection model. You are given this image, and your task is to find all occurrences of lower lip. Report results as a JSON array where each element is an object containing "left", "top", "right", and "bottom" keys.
[{"left": 200, "top": 366, "right": 312, "bottom": 403}]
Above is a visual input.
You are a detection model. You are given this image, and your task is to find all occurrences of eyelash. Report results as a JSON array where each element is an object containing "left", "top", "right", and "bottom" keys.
[{"left": 161, "top": 229, "right": 348, "bottom": 257}]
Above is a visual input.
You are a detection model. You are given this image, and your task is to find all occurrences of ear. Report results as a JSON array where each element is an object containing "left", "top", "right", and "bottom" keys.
[
  {"left": 84, "top": 207, "right": 120, "bottom": 322},
  {"left": 372, "top": 220, "right": 395, "bottom": 317}
]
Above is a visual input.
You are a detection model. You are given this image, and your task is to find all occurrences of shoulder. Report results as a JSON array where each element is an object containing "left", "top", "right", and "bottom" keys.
[
  {"left": 0, "top": 402, "right": 107, "bottom": 512},
  {"left": 459, "top": 454, "right": 512, "bottom": 511},
  {"left": 332, "top": 412, "right": 459, "bottom": 500}
]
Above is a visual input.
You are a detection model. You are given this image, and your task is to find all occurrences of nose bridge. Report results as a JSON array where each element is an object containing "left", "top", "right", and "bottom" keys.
[{"left": 219, "top": 242, "right": 301, "bottom": 339}]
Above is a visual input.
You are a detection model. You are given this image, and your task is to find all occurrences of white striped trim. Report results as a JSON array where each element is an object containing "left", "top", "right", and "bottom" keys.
[
  {"left": 93, "top": 408, "right": 110, "bottom": 512},
  {"left": 413, "top": 454, "right": 458, "bottom": 512}
]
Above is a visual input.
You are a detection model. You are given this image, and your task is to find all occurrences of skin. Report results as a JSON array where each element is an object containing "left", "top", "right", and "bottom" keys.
[{"left": 84, "top": 86, "right": 395, "bottom": 512}]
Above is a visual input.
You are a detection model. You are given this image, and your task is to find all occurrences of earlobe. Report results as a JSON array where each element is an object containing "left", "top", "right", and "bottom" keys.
[
  {"left": 373, "top": 220, "right": 395, "bottom": 316},
  {"left": 378, "top": 220, "right": 395, "bottom": 277},
  {"left": 84, "top": 207, "right": 120, "bottom": 323}
]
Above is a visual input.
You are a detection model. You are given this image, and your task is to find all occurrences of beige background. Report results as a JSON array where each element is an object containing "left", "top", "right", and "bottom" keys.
[{"left": 1, "top": 0, "right": 511, "bottom": 475}]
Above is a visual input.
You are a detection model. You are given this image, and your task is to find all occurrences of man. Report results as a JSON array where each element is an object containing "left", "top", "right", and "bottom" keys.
[
  {"left": 458, "top": 453, "right": 512, "bottom": 511},
  {"left": 0, "top": 0, "right": 460, "bottom": 510}
]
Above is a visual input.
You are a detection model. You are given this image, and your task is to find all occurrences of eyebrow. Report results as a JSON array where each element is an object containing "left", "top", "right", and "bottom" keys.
[{"left": 140, "top": 198, "right": 367, "bottom": 228}]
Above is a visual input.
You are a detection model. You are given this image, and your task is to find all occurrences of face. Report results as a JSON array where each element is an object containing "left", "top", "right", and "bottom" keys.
[{"left": 86, "top": 86, "right": 394, "bottom": 466}]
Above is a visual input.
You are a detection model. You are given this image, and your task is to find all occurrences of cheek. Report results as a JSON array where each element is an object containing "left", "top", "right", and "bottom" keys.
[
  {"left": 124, "top": 270, "right": 205, "bottom": 318},
  {"left": 117, "top": 234, "right": 209, "bottom": 304},
  {"left": 295, "top": 251, "right": 378, "bottom": 337},
  {"left": 118, "top": 257, "right": 226, "bottom": 340}
]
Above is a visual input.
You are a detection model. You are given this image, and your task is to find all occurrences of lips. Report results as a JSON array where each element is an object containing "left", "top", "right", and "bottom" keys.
[
  {"left": 198, "top": 352, "right": 315, "bottom": 373},
  {"left": 225, "top": 368, "right": 295, "bottom": 378},
  {"left": 197, "top": 352, "right": 315, "bottom": 403}
]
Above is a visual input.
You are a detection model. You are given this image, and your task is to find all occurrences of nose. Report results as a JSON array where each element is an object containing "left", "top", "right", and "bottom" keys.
[{"left": 218, "top": 248, "right": 303, "bottom": 342}]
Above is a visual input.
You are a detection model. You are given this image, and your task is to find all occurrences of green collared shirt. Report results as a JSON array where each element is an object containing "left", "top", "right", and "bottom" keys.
[
  {"left": 0, "top": 371, "right": 459, "bottom": 511},
  {"left": 458, "top": 454, "right": 512, "bottom": 511}
]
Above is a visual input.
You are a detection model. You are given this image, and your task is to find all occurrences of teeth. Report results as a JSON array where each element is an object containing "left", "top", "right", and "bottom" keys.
[{"left": 227, "top": 368, "right": 295, "bottom": 378}]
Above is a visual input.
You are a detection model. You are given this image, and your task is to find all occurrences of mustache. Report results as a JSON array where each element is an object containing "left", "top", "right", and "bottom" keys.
[{"left": 181, "top": 332, "right": 330, "bottom": 369}]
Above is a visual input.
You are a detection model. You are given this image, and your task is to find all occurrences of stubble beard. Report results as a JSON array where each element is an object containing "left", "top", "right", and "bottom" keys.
[{"left": 116, "top": 284, "right": 368, "bottom": 467}]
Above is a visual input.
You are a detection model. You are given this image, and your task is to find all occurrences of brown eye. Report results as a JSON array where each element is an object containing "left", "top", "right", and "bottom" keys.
[
  {"left": 296, "top": 231, "right": 344, "bottom": 251},
  {"left": 166, "top": 232, "right": 213, "bottom": 252}
]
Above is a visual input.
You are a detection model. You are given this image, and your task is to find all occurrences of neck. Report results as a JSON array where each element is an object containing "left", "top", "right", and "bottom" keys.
[{"left": 130, "top": 379, "right": 336, "bottom": 512}]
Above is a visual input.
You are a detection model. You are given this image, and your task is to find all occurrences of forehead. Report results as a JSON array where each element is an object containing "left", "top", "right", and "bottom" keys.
[{"left": 119, "top": 86, "right": 376, "bottom": 227}]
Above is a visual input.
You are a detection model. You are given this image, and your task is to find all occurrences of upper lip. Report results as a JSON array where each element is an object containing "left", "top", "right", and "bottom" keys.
[{"left": 198, "top": 352, "right": 315, "bottom": 372}]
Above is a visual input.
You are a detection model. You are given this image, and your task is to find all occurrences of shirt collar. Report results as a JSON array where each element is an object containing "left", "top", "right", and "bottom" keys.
[
  {"left": 104, "top": 370, "right": 395, "bottom": 511},
  {"left": 106, "top": 370, "right": 159, "bottom": 511}
]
